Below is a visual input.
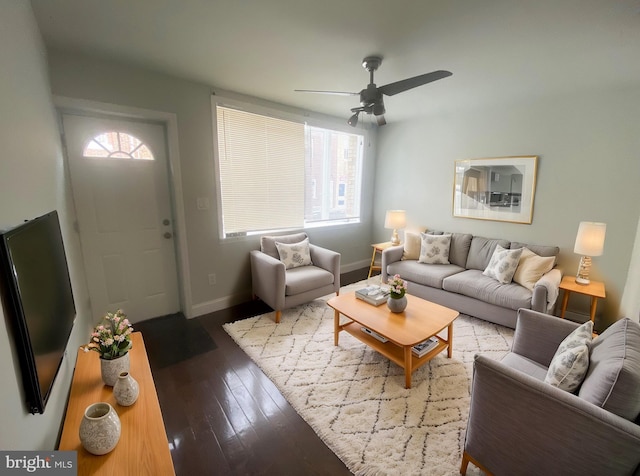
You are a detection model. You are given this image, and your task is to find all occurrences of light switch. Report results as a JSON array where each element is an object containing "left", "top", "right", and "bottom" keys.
[{"left": 196, "top": 197, "right": 210, "bottom": 210}]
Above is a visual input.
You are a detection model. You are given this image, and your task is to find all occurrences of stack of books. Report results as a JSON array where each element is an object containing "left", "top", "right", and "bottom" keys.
[
  {"left": 412, "top": 337, "right": 439, "bottom": 357},
  {"left": 355, "top": 286, "right": 390, "bottom": 306}
]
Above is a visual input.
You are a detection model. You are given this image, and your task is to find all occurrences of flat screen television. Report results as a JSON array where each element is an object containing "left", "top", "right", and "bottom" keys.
[{"left": 0, "top": 210, "right": 76, "bottom": 414}]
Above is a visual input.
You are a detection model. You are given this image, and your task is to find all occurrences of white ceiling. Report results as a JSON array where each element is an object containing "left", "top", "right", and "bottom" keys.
[{"left": 30, "top": 0, "right": 640, "bottom": 124}]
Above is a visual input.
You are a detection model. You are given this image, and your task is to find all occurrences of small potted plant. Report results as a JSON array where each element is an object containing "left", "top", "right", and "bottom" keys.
[
  {"left": 387, "top": 274, "right": 408, "bottom": 313},
  {"left": 85, "top": 309, "right": 133, "bottom": 386}
]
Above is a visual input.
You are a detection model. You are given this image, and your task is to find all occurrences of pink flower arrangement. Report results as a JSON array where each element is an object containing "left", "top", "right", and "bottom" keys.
[
  {"left": 389, "top": 274, "right": 408, "bottom": 298},
  {"left": 85, "top": 309, "right": 133, "bottom": 360}
]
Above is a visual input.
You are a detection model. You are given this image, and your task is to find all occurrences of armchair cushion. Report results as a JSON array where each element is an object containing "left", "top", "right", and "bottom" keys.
[
  {"left": 579, "top": 318, "right": 640, "bottom": 421},
  {"left": 544, "top": 320, "right": 593, "bottom": 392},
  {"left": 284, "top": 265, "right": 335, "bottom": 295},
  {"left": 275, "top": 237, "right": 312, "bottom": 269},
  {"left": 260, "top": 232, "right": 308, "bottom": 259}
]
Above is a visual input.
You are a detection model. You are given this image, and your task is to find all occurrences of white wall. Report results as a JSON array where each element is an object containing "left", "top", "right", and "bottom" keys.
[
  {"left": 0, "top": 3, "right": 91, "bottom": 449},
  {"left": 375, "top": 86, "right": 640, "bottom": 330},
  {"left": 621, "top": 215, "right": 640, "bottom": 322},
  {"left": 46, "top": 50, "right": 377, "bottom": 316}
]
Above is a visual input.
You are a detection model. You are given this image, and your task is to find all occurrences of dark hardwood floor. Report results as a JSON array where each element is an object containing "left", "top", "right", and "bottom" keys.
[{"left": 136, "top": 268, "right": 369, "bottom": 475}]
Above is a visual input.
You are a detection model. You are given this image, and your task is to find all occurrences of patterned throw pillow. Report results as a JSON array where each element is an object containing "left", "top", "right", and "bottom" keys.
[
  {"left": 545, "top": 320, "right": 594, "bottom": 392},
  {"left": 482, "top": 244, "right": 523, "bottom": 284},
  {"left": 418, "top": 233, "right": 451, "bottom": 264},
  {"left": 275, "top": 238, "right": 312, "bottom": 269}
]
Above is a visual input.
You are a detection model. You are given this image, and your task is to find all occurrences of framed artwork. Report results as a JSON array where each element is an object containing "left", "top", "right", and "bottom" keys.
[{"left": 452, "top": 156, "right": 538, "bottom": 224}]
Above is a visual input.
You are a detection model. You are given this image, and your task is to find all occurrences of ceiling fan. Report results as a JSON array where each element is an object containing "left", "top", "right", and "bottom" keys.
[{"left": 295, "top": 56, "right": 452, "bottom": 127}]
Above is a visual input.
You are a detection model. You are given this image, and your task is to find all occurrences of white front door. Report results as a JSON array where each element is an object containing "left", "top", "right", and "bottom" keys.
[{"left": 62, "top": 114, "right": 180, "bottom": 323}]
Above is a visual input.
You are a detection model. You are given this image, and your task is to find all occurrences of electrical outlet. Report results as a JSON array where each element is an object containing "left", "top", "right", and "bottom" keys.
[{"left": 208, "top": 273, "right": 216, "bottom": 285}]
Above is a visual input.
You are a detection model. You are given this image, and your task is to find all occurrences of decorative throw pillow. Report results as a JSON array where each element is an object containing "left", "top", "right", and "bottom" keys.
[
  {"left": 545, "top": 320, "right": 593, "bottom": 392},
  {"left": 418, "top": 233, "right": 451, "bottom": 264},
  {"left": 513, "top": 248, "right": 555, "bottom": 291},
  {"left": 275, "top": 238, "right": 312, "bottom": 269},
  {"left": 482, "top": 245, "right": 523, "bottom": 284},
  {"left": 402, "top": 231, "right": 422, "bottom": 260}
]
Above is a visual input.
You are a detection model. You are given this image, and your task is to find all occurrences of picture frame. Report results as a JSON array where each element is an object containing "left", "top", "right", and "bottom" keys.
[{"left": 452, "top": 156, "right": 538, "bottom": 224}]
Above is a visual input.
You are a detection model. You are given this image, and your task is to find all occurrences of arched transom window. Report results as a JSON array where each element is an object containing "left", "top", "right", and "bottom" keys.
[{"left": 83, "top": 131, "right": 154, "bottom": 160}]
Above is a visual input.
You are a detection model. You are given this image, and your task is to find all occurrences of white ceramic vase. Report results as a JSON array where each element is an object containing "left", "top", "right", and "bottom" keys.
[
  {"left": 387, "top": 295, "right": 407, "bottom": 313},
  {"left": 100, "top": 352, "right": 130, "bottom": 387},
  {"left": 113, "top": 371, "right": 139, "bottom": 406},
  {"left": 79, "top": 402, "right": 121, "bottom": 455}
]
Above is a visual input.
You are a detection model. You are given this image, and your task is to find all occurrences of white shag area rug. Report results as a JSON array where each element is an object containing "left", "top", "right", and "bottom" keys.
[{"left": 223, "top": 280, "right": 514, "bottom": 475}]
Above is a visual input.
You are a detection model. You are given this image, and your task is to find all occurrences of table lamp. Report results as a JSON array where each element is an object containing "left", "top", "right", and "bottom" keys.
[
  {"left": 573, "top": 221, "right": 606, "bottom": 285},
  {"left": 384, "top": 210, "right": 406, "bottom": 246}
]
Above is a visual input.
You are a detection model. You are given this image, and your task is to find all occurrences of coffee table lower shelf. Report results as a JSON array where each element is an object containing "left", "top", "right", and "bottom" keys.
[{"left": 340, "top": 321, "right": 449, "bottom": 388}]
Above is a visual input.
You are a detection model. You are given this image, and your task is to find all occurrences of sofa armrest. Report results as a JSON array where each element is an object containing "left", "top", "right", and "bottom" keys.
[
  {"left": 249, "top": 250, "right": 286, "bottom": 310},
  {"left": 309, "top": 244, "right": 341, "bottom": 290},
  {"left": 465, "top": 354, "right": 640, "bottom": 476},
  {"left": 511, "top": 308, "right": 580, "bottom": 367},
  {"left": 381, "top": 245, "right": 404, "bottom": 283},
  {"left": 531, "top": 268, "right": 562, "bottom": 312}
]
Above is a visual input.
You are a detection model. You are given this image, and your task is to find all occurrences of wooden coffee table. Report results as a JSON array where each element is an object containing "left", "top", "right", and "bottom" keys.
[{"left": 327, "top": 292, "right": 459, "bottom": 388}]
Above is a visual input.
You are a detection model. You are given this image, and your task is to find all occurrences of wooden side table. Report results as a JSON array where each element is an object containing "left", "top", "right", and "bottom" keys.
[
  {"left": 558, "top": 275, "right": 606, "bottom": 323},
  {"left": 368, "top": 241, "right": 394, "bottom": 278}
]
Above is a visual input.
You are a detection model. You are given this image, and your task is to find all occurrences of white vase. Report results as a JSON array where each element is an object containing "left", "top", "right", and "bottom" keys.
[
  {"left": 387, "top": 295, "right": 407, "bottom": 313},
  {"left": 100, "top": 352, "right": 130, "bottom": 386},
  {"left": 113, "top": 371, "right": 139, "bottom": 406},
  {"left": 79, "top": 402, "right": 121, "bottom": 455}
]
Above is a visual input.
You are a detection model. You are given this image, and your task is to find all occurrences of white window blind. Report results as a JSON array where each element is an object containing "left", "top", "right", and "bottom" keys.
[{"left": 217, "top": 106, "right": 305, "bottom": 235}]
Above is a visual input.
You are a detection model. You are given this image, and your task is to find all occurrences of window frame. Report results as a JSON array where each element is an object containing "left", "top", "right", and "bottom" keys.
[{"left": 211, "top": 96, "right": 369, "bottom": 240}]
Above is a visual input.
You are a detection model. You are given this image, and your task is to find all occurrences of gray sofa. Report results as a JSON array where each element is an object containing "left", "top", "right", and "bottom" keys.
[
  {"left": 381, "top": 232, "right": 561, "bottom": 328},
  {"left": 461, "top": 309, "right": 640, "bottom": 475}
]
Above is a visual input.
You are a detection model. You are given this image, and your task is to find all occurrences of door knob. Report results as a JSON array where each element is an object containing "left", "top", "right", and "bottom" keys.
[{"left": 164, "top": 232, "right": 172, "bottom": 239}]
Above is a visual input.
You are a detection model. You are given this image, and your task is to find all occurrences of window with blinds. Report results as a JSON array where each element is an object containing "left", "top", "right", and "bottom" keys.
[{"left": 215, "top": 104, "right": 364, "bottom": 238}]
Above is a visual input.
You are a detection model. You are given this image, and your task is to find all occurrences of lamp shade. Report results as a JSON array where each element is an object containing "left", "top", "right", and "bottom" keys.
[
  {"left": 574, "top": 222, "right": 606, "bottom": 256},
  {"left": 384, "top": 210, "right": 406, "bottom": 230}
]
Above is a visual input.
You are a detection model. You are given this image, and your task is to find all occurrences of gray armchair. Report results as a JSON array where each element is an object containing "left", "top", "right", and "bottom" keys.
[
  {"left": 461, "top": 308, "right": 640, "bottom": 476},
  {"left": 250, "top": 232, "right": 340, "bottom": 323}
]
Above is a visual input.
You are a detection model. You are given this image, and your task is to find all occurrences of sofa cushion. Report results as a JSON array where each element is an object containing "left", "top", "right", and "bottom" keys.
[
  {"left": 513, "top": 248, "right": 556, "bottom": 291},
  {"left": 510, "top": 241, "right": 560, "bottom": 260},
  {"left": 261, "top": 232, "right": 308, "bottom": 259},
  {"left": 402, "top": 231, "right": 422, "bottom": 260},
  {"left": 284, "top": 265, "right": 334, "bottom": 295},
  {"left": 387, "top": 260, "right": 464, "bottom": 289},
  {"left": 443, "top": 269, "right": 532, "bottom": 310},
  {"left": 450, "top": 233, "right": 473, "bottom": 268},
  {"left": 275, "top": 238, "right": 312, "bottom": 269},
  {"left": 482, "top": 245, "right": 523, "bottom": 284},
  {"left": 544, "top": 320, "right": 593, "bottom": 392},
  {"left": 419, "top": 233, "right": 451, "bottom": 264},
  {"left": 465, "top": 237, "right": 511, "bottom": 271},
  {"left": 501, "top": 353, "right": 549, "bottom": 381},
  {"left": 578, "top": 318, "right": 640, "bottom": 421}
]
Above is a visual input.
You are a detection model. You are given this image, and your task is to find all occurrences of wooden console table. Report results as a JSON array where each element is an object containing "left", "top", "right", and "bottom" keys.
[{"left": 58, "top": 332, "right": 175, "bottom": 475}]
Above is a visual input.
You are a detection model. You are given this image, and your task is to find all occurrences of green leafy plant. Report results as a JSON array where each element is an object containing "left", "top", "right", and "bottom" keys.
[
  {"left": 389, "top": 274, "right": 408, "bottom": 298},
  {"left": 85, "top": 309, "right": 133, "bottom": 360}
]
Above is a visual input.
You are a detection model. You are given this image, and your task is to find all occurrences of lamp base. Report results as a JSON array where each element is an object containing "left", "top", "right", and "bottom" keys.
[
  {"left": 390, "top": 230, "right": 400, "bottom": 246},
  {"left": 575, "top": 255, "right": 592, "bottom": 286}
]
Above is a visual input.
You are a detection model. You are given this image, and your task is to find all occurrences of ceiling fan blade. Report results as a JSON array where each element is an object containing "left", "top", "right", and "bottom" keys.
[
  {"left": 376, "top": 114, "right": 386, "bottom": 126},
  {"left": 378, "top": 70, "right": 452, "bottom": 96},
  {"left": 295, "top": 89, "right": 358, "bottom": 96}
]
